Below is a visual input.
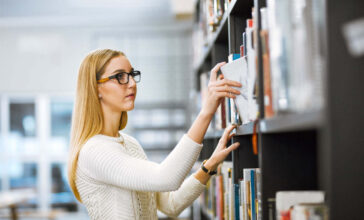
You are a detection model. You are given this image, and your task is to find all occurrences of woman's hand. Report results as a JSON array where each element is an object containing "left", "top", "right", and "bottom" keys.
[
  {"left": 204, "top": 124, "right": 241, "bottom": 171},
  {"left": 186, "top": 62, "right": 242, "bottom": 144},
  {"left": 201, "top": 62, "right": 242, "bottom": 116}
]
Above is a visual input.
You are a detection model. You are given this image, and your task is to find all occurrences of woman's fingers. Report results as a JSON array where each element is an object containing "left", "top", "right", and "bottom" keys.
[
  {"left": 226, "top": 124, "right": 237, "bottom": 134},
  {"left": 209, "top": 62, "right": 226, "bottom": 82},
  {"left": 214, "top": 78, "right": 242, "bottom": 88},
  {"left": 228, "top": 133, "right": 235, "bottom": 140},
  {"left": 215, "top": 86, "right": 241, "bottom": 95},
  {"left": 221, "top": 124, "right": 237, "bottom": 142},
  {"left": 225, "top": 142, "right": 240, "bottom": 153},
  {"left": 216, "top": 92, "right": 236, "bottom": 99}
]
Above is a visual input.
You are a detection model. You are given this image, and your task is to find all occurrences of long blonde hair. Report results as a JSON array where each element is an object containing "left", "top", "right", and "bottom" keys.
[{"left": 68, "top": 49, "right": 128, "bottom": 202}]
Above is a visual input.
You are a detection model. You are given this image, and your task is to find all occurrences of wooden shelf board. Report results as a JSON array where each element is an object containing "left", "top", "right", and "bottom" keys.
[
  {"left": 235, "top": 121, "right": 254, "bottom": 136},
  {"left": 260, "top": 109, "right": 323, "bottom": 133}
]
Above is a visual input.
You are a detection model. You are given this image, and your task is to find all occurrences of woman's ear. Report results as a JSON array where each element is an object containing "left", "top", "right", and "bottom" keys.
[{"left": 97, "top": 85, "right": 102, "bottom": 99}]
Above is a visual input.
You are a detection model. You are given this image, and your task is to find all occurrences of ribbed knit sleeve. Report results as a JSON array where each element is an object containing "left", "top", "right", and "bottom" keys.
[
  {"left": 156, "top": 174, "right": 205, "bottom": 217},
  {"left": 77, "top": 134, "right": 203, "bottom": 192}
]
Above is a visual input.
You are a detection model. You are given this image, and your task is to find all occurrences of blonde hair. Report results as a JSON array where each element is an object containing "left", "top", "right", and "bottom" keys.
[{"left": 68, "top": 49, "right": 128, "bottom": 202}]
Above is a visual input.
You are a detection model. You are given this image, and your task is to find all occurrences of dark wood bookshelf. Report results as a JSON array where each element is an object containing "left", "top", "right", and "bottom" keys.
[{"left": 193, "top": 0, "right": 364, "bottom": 220}]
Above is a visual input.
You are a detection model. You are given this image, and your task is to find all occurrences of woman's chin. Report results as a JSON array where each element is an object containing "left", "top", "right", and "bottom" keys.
[{"left": 121, "top": 103, "right": 135, "bottom": 112}]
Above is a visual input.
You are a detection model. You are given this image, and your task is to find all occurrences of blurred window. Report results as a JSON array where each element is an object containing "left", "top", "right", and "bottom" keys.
[
  {"left": 50, "top": 163, "right": 75, "bottom": 209},
  {"left": 9, "top": 162, "right": 37, "bottom": 189},
  {"left": 51, "top": 101, "right": 73, "bottom": 138},
  {"left": 10, "top": 102, "right": 36, "bottom": 137},
  {"left": 50, "top": 101, "right": 73, "bottom": 154},
  {"left": 0, "top": 161, "right": 3, "bottom": 190}
]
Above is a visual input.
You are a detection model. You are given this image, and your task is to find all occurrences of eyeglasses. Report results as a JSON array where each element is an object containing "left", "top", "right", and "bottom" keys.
[{"left": 97, "top": 70, "right": 141, "bottom": 84}]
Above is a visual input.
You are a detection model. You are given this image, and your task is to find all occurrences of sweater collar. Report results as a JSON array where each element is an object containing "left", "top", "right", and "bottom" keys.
[{"left": 97, "top": 131, "right": 124, "bottom": 143}]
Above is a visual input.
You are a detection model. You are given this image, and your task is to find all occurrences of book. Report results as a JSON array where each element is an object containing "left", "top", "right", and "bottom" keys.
[
  {"left": 255, "top": 169, "right": 262, "bottom": 220},
  {"left": 243, "top": 169, "right": 253, "bottom": 220},
  {"left": 245, "top": 17, "right": 259, "bottom": 122},
  {"left": 260, "top": 7, "right": 275, "bottom": 118},
  {"left": 221, "top": 162, "right": 233, "bottom": 219},
  {"left": 276, "top": 191, "right": 325, "bottom": 220},
  {"left": 291, "top": 203, "right": 328, "bottom": 220},
  {"left": 228, "top": 168, "right": 234, "bottom": 220},
  {"left": 234, "top": 183, "right": 240, "bottom": 220},
  {"left": 239, "top": 180, "right": 247, "bottom": 220},
  {"left": 250, "top": 170, "right": 256, "bottom": 220},
  {"left": 216, "top": 174, "right": 224, "bottom": 220},
  {"left": 221, "top": 57, "right": 251, "bottom": 124}
]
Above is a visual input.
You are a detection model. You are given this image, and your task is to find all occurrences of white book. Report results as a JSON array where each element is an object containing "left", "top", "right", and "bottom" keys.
[
  {"left": 239, "top": 180, "right": 246, "bottom": 220},
  {"left": 221, "top": 162, "right": 233, "bottom": 219},
  {"left": 276, "top": 191, "right": 325, "bottom": 220},
  {"left": 228, "top": 169, "right": 234, "bottom": 220},
  {"left": 245, "top": 23, "right": 258, "bottom": 122},
  {"left": 221, "top": 57, "right": 251, "bottom": 124}
]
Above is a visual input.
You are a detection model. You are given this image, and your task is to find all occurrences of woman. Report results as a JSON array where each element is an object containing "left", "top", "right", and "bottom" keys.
[{"left": 67, "top": 49, "right": 242, "bottom": 219}]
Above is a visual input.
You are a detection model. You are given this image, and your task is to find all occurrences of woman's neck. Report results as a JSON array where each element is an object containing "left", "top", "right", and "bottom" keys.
[{"left": 101, "top": 106, "right": 122, "bottom": 138}]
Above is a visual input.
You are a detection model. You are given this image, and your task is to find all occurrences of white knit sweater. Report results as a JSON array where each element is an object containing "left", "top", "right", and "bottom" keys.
[{"left": 76, "top": 132, "right": 206, "bottom": 220}]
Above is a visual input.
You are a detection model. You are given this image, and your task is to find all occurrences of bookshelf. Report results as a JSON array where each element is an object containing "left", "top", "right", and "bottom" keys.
[{"left": 192, "top": 0, "right": 364, "bottom": 220}]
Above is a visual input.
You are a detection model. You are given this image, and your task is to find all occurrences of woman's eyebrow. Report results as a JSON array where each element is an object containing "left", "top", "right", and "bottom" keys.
[{"left": 112, "top": 68, "right": 133, "bottom": 73}]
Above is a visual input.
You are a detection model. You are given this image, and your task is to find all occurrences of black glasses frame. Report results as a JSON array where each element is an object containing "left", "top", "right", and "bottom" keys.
[{"left": 97, "top": 70, "right": 141, "bottom": 84}]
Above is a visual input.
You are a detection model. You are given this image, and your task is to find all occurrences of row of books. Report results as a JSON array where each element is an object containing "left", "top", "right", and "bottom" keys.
[
  {"left": 262, "top": 0, "right": 325, "bottom": 116},
  {"left": 200, "top": 163, "right": 328, "bottom": 220},
  {"left": 200, "top": 162, "right": 262, "bottom": 220},
  {"left": 193, "top": 0, "right": 232, "bottom": 68}
]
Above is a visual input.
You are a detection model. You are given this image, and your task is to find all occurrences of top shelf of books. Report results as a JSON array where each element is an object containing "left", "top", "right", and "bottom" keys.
[{"left": 193, "top": 0, "right": 253, "bottom": 73}]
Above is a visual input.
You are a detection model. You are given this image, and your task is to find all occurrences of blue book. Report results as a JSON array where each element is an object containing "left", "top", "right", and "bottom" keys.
[
  {"left": 234, "top": 183, "right": 240, "bottom": 220},
  {"left": 250, "top": 170, "right": 256, "bottom": 220},
  {"left": 229, "top": 53, "right": 241, "bottom": 61}
]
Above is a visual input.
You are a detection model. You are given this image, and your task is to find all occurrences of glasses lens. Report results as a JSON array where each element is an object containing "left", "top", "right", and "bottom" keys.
[
  {"left": 117, "top": 73, "right": 129, "bottom": 84},
  {"left": 132, "top": 71, "right": 141, "bottom": 83}
]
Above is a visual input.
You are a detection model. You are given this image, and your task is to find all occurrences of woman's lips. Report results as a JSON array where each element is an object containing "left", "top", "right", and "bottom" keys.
[{"left": 126, "top": 94, "right": 135, "bottom": 99}]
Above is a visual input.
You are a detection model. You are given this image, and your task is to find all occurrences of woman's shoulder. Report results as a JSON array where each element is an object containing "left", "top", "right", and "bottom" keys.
[{"left": 80, "top": 134, "right": 118, "bottom": 154}]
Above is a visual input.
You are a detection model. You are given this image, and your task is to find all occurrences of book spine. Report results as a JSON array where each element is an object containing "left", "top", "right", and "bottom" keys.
[
  {"left": 234, "top": 183, "right": 240, "bottom": 220},
  {"left": 240, "top": 180, "right": 246, "bottom": 220},
  {"left": 250, "top": 170, "right": 256, "bottom": 220},
  {"left": 256, "top": 169, "right": 262, "bottom": 220}
]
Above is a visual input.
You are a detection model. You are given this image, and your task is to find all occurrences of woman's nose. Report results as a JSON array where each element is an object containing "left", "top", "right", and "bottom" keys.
[{"left": 128, "top": 76, "right": 137, "bottom": 87}]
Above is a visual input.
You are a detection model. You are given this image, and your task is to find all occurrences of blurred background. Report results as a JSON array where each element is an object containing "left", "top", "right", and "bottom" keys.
[{"left": 0, "top": 0, "right": 196, "bottom": 219}]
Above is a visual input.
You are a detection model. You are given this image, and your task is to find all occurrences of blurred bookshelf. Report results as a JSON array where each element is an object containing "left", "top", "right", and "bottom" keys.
[{"left": 191, "top": 0, "right": 364, "bottom": 220}]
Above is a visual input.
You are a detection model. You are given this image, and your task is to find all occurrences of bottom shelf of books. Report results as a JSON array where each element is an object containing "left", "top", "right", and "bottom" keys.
[{"left": 198, "top": 160, "right": 329, "bottom": 220}]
